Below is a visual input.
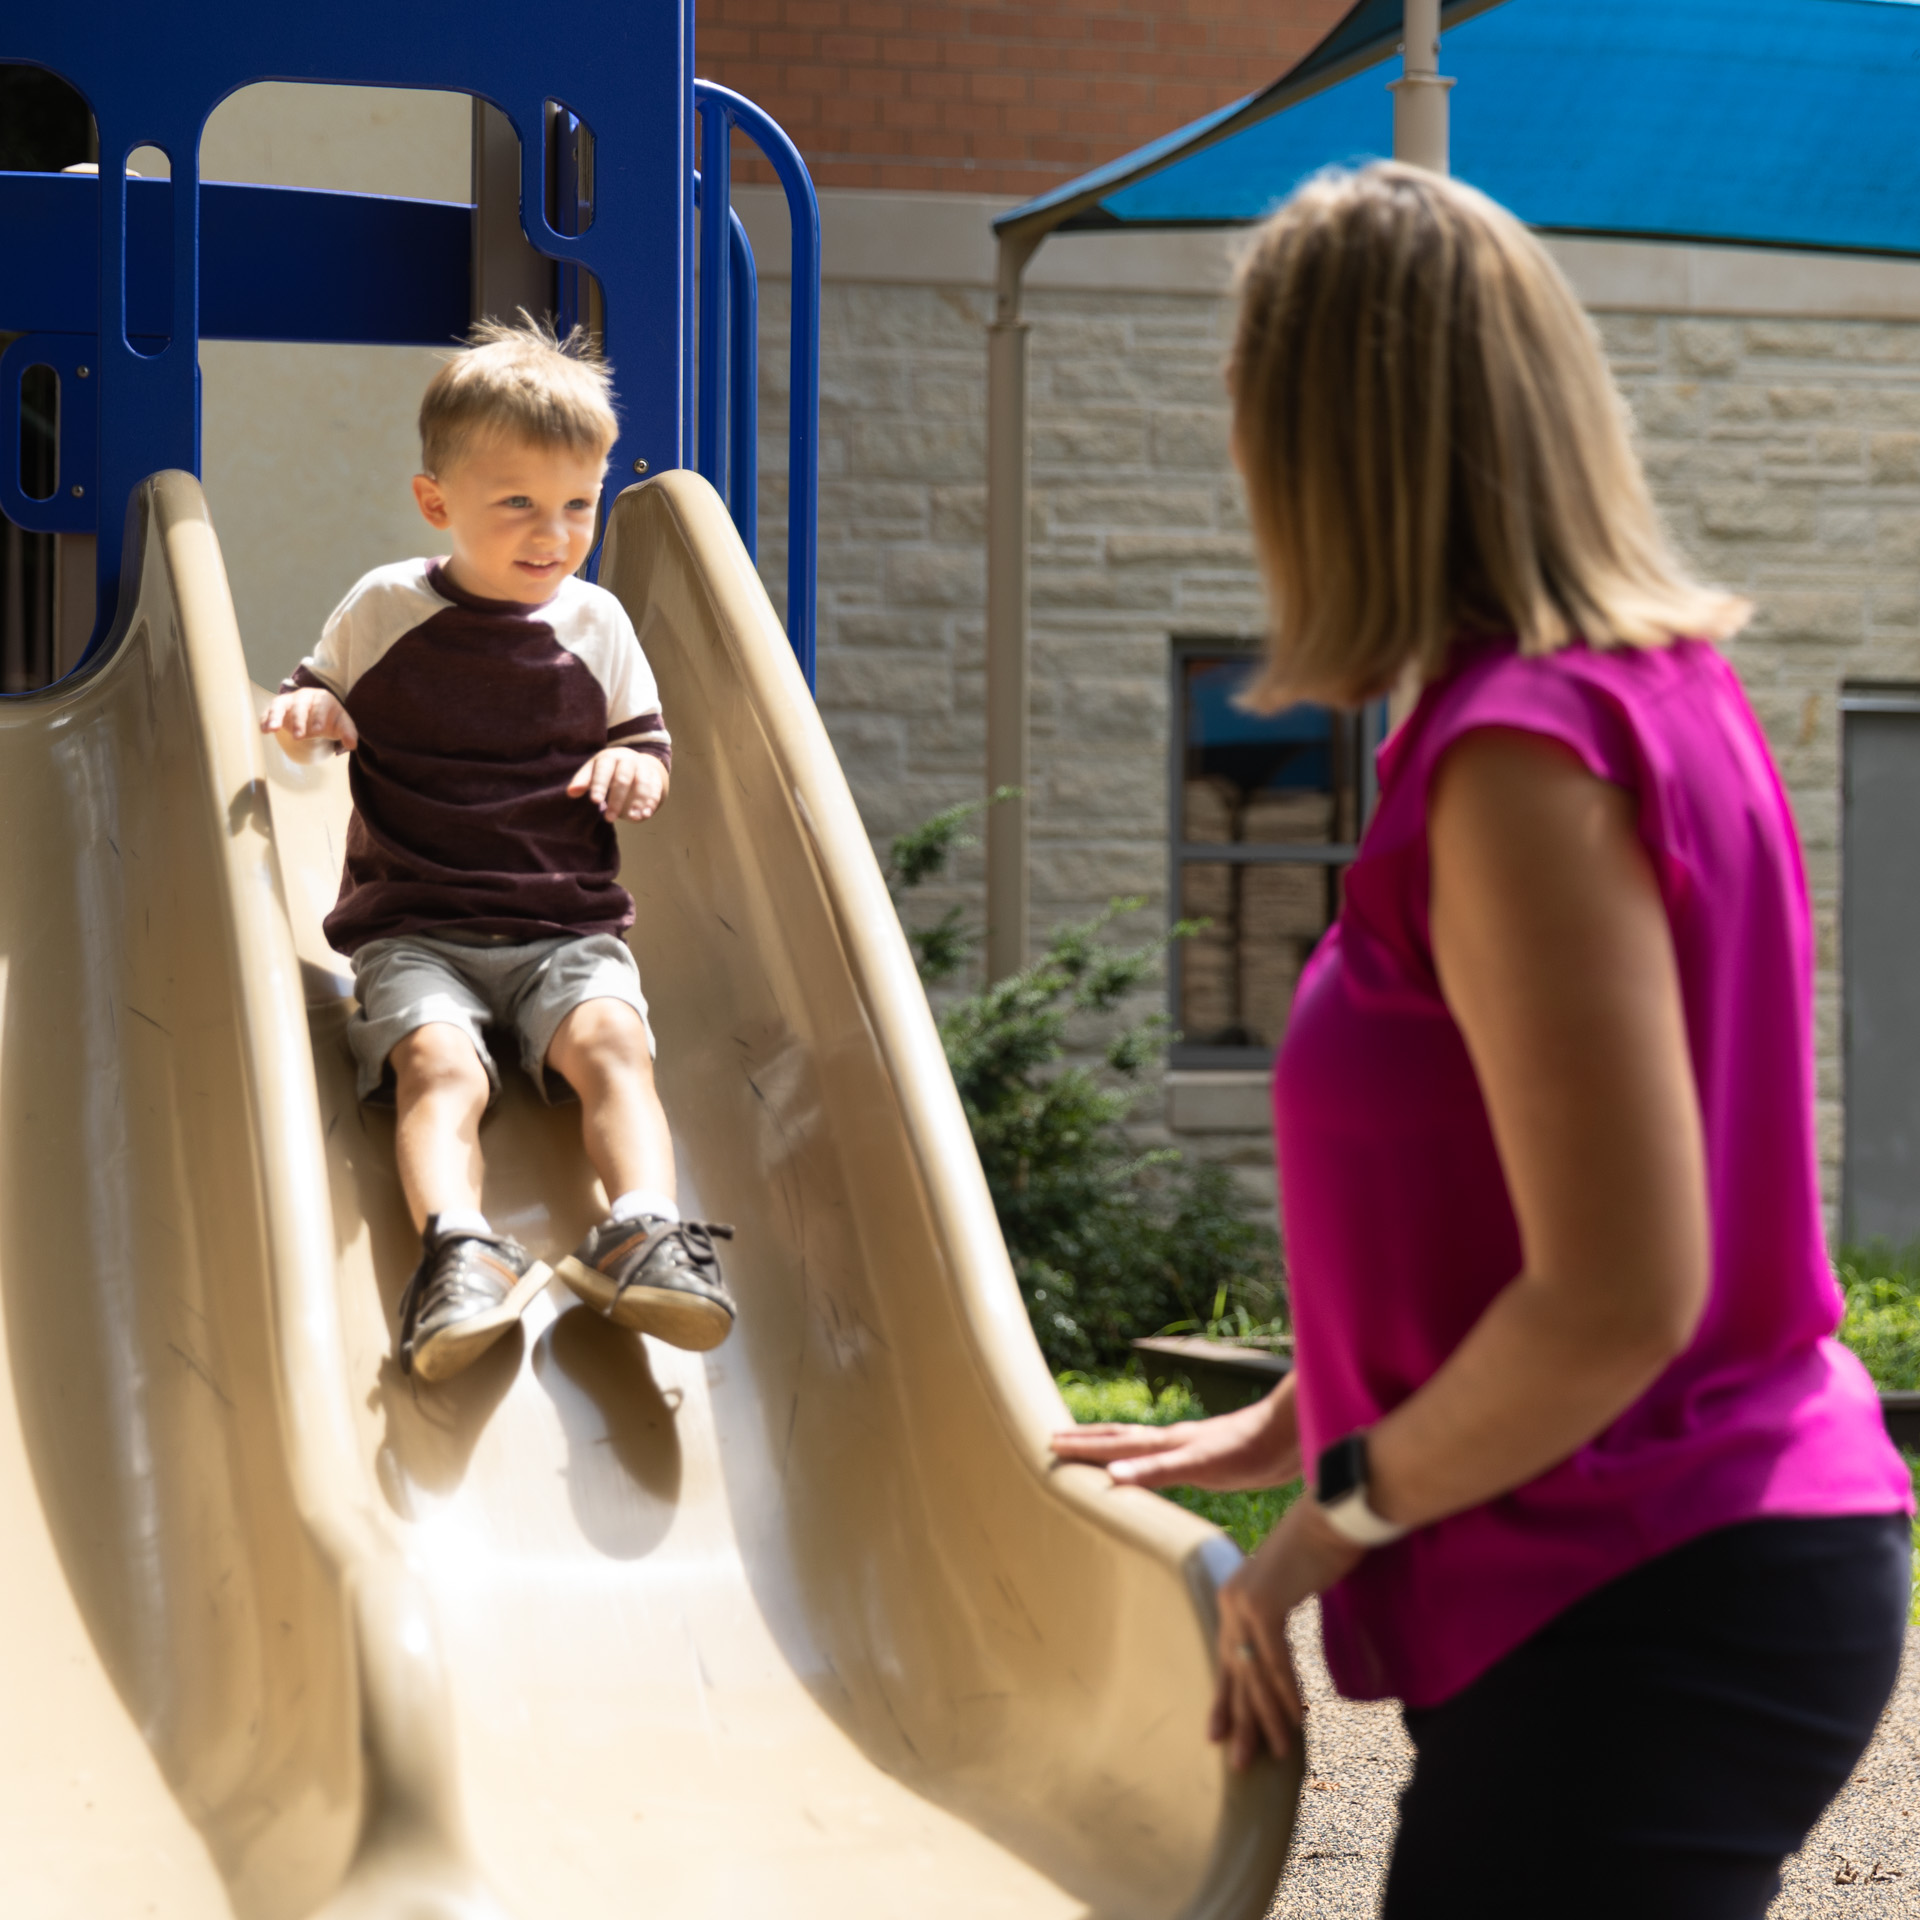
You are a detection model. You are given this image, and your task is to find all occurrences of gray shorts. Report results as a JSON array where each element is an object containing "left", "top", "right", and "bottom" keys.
[{"left": 347, "top": 931, "right": 653, "bottom": 1107}]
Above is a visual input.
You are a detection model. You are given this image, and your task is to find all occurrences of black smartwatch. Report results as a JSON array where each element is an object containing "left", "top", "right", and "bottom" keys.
[{"left": 1314, "top": 1432, "right": 1409, "bottom": 1548}]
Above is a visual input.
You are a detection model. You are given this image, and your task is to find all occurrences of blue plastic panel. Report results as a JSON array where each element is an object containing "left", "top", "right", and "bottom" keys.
[
  {"left": 1010, "top": 0, "right": 1920, "bottom": 258},
  {"left": 2, "top": 0, "right": 686, "bottom": 654},
  {"left": 2, "top": 172, "right": 470, "bottom": 344}
]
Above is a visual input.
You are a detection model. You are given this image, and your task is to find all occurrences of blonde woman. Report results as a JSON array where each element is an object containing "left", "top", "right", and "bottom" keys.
[{"left": 1054, "top": 164, "right": 1911, "bottom": 1916}]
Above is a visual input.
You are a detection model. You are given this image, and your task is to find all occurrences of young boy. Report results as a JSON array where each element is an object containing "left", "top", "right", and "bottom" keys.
[{"left": 263, "top": 317, "right": 732, "bottom": 1384}]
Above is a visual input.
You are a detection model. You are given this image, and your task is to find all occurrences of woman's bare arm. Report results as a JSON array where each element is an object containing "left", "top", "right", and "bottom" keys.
[
  {"left": 1365, "top": 726, "right": 1709, "bottom": 1528},
  {"left": 1051, "top": 1374, "right": 1301, "bottom": 1488}
]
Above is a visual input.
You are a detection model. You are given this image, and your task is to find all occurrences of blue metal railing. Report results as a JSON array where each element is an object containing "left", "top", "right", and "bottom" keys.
[
  {"left": 690, "top": 176, "right": 759, "bottom": 558},
  {"left": 691, "top": 79, "right": 821, "bottom": 688},
  {"left": 726, "top": 207, "right": 758, "bottom": 560}
]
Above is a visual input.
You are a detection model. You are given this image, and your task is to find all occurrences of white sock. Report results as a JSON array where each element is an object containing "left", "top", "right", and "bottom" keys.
[
  {"left": 431, "top": 1206, "right": 492, "bottom": 1241},
  {"left": 610, "top": 1188, "right": 680, "bottom": 1225}
]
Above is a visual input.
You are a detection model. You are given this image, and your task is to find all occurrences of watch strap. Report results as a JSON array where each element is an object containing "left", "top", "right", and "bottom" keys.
[
  {"left": 1313, "top": 1430, "right": 1410, "bottom": 1548},
  {"left": 1317, "top": 1486, "right": 1411, "bottom": 1548}
]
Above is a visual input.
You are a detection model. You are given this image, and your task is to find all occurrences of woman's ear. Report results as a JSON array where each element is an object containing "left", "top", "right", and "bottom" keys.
[{"left": 412, "top": 472, "right": 451, "bottom": 529}]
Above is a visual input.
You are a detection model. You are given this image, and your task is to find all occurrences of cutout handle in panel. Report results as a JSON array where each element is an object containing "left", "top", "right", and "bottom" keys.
[{"left": 0, "top": 335, "right": 98, "bottom": 535}]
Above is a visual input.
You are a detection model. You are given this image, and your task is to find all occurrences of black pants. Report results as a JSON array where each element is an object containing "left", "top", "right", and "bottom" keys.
[{"left": 1380, "top": 1514, "right": 1910, "bottom": 1919}]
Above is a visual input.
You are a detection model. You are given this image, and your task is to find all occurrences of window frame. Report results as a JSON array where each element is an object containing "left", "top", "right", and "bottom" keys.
[{"left": 1166, "top": 634, "right": 1383, "bottom": 1070}]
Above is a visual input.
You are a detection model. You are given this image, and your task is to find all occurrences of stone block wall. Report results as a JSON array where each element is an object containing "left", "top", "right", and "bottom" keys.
[
  {"left": 771, "top": 269, "right": 1275, "bottom": 1222},
  {"left": 752, "top": 242, "right": 1920, "bottom": 1238},
  {"left": 796, "top": 275, "right": 1261, "bottom": 923}
]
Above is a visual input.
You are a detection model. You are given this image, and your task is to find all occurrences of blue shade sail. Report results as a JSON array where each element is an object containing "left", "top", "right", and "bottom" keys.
[
  {"left": 1000, "top": 0, "right": 1471, "bottom": 240},
  {"left": 1006, "top": 0, "right": 1920, "bottom": 259}
]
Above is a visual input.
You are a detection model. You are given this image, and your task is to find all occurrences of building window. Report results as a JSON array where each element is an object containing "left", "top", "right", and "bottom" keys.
[{"left": 1169, "top": 642, "right": 1380, "bottom": 1068}]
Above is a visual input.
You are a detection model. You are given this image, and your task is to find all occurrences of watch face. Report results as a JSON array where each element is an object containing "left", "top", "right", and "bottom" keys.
[{"left": 1316, "top": 1433, "right": 1367, "bottom": 1504}]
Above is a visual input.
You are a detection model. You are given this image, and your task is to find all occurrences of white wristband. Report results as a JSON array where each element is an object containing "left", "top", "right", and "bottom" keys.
[{"left": 1317, "top": 1487, "right": 1411, "bottom": 1548}]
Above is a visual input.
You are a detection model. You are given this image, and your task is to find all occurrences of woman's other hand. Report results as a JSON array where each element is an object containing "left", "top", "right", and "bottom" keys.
[
  {"left": 1211, "top": 1496, "right": 1362, "bottom": 1769},
  {"left": 1050, "top": 1375, "right": 1302, "bottom": 1490}
]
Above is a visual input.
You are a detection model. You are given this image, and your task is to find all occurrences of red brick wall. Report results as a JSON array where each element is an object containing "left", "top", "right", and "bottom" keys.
[{"left": 697, "top": 0, "right": 1351, "bottom": 197}]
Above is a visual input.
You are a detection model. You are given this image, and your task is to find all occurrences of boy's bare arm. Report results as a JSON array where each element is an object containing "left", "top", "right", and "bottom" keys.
[
  {"left": 569, "top": 747, "right": 667, "bottom": 822},
  {"left": 262, "top": 686, "right": 359, "bottom": 751}
]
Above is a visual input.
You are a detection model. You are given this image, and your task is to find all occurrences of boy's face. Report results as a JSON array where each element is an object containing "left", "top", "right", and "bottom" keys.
[{"left": 411, "top": 435, "right": 608, "bottom": 605}]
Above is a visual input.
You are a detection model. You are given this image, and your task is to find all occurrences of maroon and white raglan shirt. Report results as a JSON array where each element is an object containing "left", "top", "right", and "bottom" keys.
[{"left": 283, "top": 558, "right": 670, "bottom": 955}]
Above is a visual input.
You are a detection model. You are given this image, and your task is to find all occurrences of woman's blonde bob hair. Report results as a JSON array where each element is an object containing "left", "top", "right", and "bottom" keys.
[{"left": 1229, "top": 162, "right": 1747, "bottom": 709}]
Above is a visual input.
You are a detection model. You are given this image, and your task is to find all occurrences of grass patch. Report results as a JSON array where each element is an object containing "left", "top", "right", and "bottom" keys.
[{"left": 1057, "top": 1369, "right": 1300, "bottom": 1555}]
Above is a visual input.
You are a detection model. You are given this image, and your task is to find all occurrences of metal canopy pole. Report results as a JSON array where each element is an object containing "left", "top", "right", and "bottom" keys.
[
  {"left": 984, "top": 230, "right": 1040, "bottom": 983},
  {"left": 1390, "top": 0, "right": 1454, "bottom": 174},
  {"left": 1388, "top": 0, "right": 1453, "bottom": 731}
]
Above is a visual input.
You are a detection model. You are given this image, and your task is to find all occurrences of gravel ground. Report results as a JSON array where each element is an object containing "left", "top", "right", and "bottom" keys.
[{"left": 1265, "top": 1602, "right": 1920, "bottom": 1918}]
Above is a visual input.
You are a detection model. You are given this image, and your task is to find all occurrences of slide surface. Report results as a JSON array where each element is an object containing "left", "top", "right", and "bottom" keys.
[{"left": 0, "top": 470, "right": 1299, "bottom": 1918}]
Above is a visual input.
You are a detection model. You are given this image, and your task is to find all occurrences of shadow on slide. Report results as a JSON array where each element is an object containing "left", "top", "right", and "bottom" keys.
[{"left": 0, "top": 469, "right": 1299, "bottom": 1918}]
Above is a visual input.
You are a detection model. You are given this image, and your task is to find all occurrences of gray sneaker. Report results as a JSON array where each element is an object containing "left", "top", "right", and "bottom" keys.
[
  {"left": 556, "top": 1215, "right": 736, "bottom": 1351},
  {"left": 397, "top": 1217, "right": 553, "bottom": 1383}
]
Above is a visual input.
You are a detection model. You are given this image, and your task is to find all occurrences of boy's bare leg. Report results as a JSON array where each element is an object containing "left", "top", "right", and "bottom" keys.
[
  {"left": 387, "top": 1023, "right": 550, "bottom": 1383},
  {"left": 391, "top": 1023, "right": 492, "bottom": 1233},
  {"left": 548, "top": 998, "right": 734, "bottom": 1351},
  {"left": 544, "top": 998, "right": 675, "bottom": 1203}
]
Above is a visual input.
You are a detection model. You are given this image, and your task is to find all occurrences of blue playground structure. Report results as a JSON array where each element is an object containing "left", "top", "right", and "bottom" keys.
[{"left": 0, "top": 3, "right": 822, "bottom": 682}]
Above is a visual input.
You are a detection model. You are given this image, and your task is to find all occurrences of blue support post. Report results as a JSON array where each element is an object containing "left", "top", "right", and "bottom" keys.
[{"left": 691, "top": 170, "right": 758, "bottom": 558}]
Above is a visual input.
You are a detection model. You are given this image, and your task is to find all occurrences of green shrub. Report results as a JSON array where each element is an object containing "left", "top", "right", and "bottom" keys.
[
  {"left": 1056, "top": 1368, "right": 1300, "bottom": 1553},
  {"left": 890, "top": 798, "right": 1284, "bottom": 1371},
  {"left": 1837, "top": 1243, "right": 1920, "bottom": 1393},
  {"left": 1056, "top": 1370, "right": 1204, "bottom": 1425},
  {"left": 1161, "top": 1482, "right": 1301, "bottom": 1555}
]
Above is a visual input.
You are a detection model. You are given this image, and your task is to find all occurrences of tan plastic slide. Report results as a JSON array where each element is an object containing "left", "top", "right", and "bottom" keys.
[{"left": 0, "top": 469, "right": 1300, "bottom": 1918}]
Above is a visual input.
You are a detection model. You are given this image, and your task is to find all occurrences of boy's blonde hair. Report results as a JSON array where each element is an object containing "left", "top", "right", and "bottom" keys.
[
  {"left": 419, "top": 313, "right": 619, "bottom": 476},
  {"left": 1228, "top": 162, "right": 1747, "bottom": 709}
]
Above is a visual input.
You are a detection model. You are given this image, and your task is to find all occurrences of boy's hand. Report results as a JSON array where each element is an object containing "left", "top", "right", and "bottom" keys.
[
  {"left": 262, "top": 687, "right": 358, "bottom": 751},
  {"left": 569, "top": 747, "right": 667, "bottom": 822}
]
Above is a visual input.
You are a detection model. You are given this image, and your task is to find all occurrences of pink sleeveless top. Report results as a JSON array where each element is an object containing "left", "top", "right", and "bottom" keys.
[{"left": 1276, "top": 638, "right": 1910, "bottom": 1709}]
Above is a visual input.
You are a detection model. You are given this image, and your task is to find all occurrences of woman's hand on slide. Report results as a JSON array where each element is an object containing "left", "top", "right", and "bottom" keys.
[
  {"left": 1049, "top": 1379, "right": 1302, "bottom": 1491},
  {"left": 1211, "top": 1497, "right": 1362, "bottom": 1770}
]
